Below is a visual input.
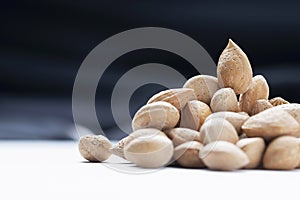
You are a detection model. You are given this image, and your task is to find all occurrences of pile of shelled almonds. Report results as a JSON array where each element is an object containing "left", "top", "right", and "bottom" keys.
[{"left": 79, "top": 39, "right": 300, "bottom": 171}]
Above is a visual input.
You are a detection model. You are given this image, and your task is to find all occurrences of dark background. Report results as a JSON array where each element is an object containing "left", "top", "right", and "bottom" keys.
[{"left": 1, "top": 0, "right": 300, "bottom": 139}]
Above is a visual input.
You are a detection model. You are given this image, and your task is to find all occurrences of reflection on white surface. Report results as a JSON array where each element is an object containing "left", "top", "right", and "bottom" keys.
[{"left": 0, "top": 141, "right": 299, "bottom": 200}]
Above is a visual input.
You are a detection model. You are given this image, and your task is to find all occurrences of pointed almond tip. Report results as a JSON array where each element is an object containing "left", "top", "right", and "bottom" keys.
[{"left": 227, "top": 38, "right": 236, "bottom": 48}]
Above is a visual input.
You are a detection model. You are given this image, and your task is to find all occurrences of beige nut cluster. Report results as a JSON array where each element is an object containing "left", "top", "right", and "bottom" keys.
[{"left": 78, "top": 39, "right": 300, "bottom": 171}]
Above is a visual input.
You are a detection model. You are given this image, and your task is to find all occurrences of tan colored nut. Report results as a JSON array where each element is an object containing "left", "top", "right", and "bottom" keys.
[
  {"left": 239, "top": 75, "right": 269, "bottom": 115},
  {"left": 110, "top": 129, "right": 165, "bottom": 159},
  {"left": 165, "top": 127, "right": 201, "bottom": 147},
  {"left": 242, "top": 108, "right": 300, "bottom": 140},
  {"left": 199, "top": 118, "right": 239, "bottom": 145},
  {"left": 124, "top": 133, "right": 173, "bottom": 168},
  {"left": 180, "top": 100, "right": 212, "bottom": 131},
  {"left": 78, "top": 135, "right": 112, "bottom": 162},
  {"left": 183, "top": 75, "right": 220, "bottom": 104},
  {"left": 147, "top": 88, "right": 197, "bottom": 111},
  {"left": 174, "top": 141, "right": 205, "bottom": 168},
  {"left": 217, "top": 39, "right": 253, "bottom": 95},
  {"left": 210, "top": 88, "right": 239, "bottom": 112},
  {"left": 263, "top": 136, "right": 300, "bottom": 170},
  {"left": 251, "top": 99, "right": 273, "bottom": 115},
  {"left": 236, "top": 137, "right": 265, "bottom": 169},
  {"left": 115, "top": 129, "right": 167, "bottom": 160},
  {"left": 132, "top": 101, "right": 179, "bottom": 131},
  {"left": 200, "top": 141, "right": 249, "bottom": 171},
  {"left": 205, "top": 111, "right": 249, "bottom": 134},
  {"left": 269, "top": 97, "right": 289, "bottom": 106},
  {"left": 275, "top": 103, "right": 300, "bottom": 124}
]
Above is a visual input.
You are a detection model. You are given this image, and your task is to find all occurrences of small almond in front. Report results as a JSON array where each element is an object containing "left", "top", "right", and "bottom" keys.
[
  {"left": 124, "top": 133, "right": 173, "bottom": 168},
  {"left": 78, "top": 135, "right": 112, "bottom": 162},
  {"left": 174, "top": 141, "right": 205, "bottom": 168},
  {"left": 200, "top": 141, "right": 249, "bottom": 171}
]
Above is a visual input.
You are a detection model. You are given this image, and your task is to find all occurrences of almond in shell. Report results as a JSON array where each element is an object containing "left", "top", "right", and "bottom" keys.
[
  {"left": 174, "top": 141, "right": 205, "bottom": 168},
  {"left": 242, "top": 108, "right": 300, "bottom": 140},
  {"left": 132, "top": 101, "right": 180, "bottom": 131},
  {"left": 217, "top": 39, "right": 253, "bottom": 94},
  {"left": 200, "top": 141, "right": 249, "bottom": 171},
  {"left": 183, "top": 75, "right": 220, "bottom": 104},
  {"left": 239, "top": 75, "right": 269, "bottom": 115},
  {"left": 210, "top": 88, "right": 239, "bottom": 112},
  {"left": 180, "top": 100, "right": 212, "bottom": 131},
  {"left": 205, "top": 111, "right": 249, "bottom": 134},
  {"left": 263, "top": 136, "right": 300, "bottom": 170},
  {"left": 236, "top": 137, "right": 265, "bottom": 169},
  {"left": 199, "top": 118, "right": 239, "bottom": 145}
]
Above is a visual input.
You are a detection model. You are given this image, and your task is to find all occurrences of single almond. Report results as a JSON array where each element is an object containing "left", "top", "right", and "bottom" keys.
[
  {"left": 132, "top": 101, "right": 180, "bottom": 131},
  {"left": 174, "top": 141, "right": 205, "bottom": 168},
  {"left": 242, "top": 108, "right": 300, "bottom": 140},
  {"left": 263, "top": 136, "right": 300, "bottom": 170},
  {"left": 199, "top": 118, "right": 239, "bottom": 145},
  {"left": 147, "top": 88, "right": 197, "bottom": 111},
  {"left": 165, "top": 127, "right": 201, "bottom": 147},
  {"left": 275, "top": 103, "right": 300, "bottom": 124},
  {"left": 217, "top": 39, "right": 253, "bottom": 94},
  {"left": 183, "top": 75, "right": 220, "bottom": 104},
  {"left": 251, "top": 99, "right": 273, "bottom": 115},
  {"left": 210, "top": 88, "right": 239, "bottom": 112},
  {"left": 205, "top": 111, "right": 249, "bottom": 134},
  {"left": 111, "top": 129, "right": 167, "bottom": 161},
  {"left": 200, "top": 141, "right": 249, "bottom": 171},
  {"left": 180, "top": 100, "right": 212, "bottom": 131},
  {"left": 239, "top": 75, "right": 269, "bottom": 115},
  {"left": 124, "top": 134, "right": 173, "bottom": 168},
  {"left": 78, "top": 135, "right": 112, "bottom": 162},
  {"left": 236, "top": 137, "right": 265, "bottom": 169}
]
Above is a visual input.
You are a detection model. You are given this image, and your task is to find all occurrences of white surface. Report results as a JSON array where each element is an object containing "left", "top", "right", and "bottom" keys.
[{"left": 0, "top": 141, "right": 299, "bottom": 200}]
